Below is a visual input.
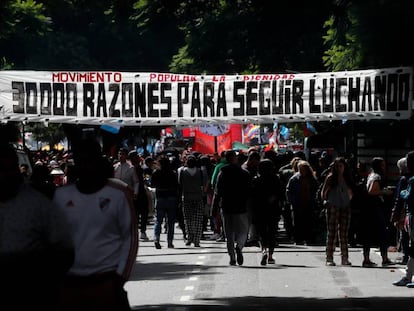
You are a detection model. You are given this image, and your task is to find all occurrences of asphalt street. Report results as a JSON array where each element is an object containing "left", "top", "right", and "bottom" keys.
[{"left": 126, "top": 223, "right": 414, "bottom": 311}]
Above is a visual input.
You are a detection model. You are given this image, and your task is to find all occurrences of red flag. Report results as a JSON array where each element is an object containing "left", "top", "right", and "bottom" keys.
[
  {"left": 217, "top": 131, "right": 232, "bottom": 154},
  {"left": 303, "top": 123, "right": 312, "bottom": 137},
  {"left": 192, "top": 124, "right": 242, "bottom": 154},
  {"left": 182, "top": 127, "right": 196, "bottom": 137},
  {"left": 192, "top": 129, "right": 215, "bottom": 154},
  {"left": 229, "top": 124, "right": 242, "bottom": 143}
]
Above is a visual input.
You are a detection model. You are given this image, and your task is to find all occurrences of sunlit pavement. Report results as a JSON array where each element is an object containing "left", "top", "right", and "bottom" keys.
[{"left": 126, "top": 222, "right": 414, "bottom": 311}]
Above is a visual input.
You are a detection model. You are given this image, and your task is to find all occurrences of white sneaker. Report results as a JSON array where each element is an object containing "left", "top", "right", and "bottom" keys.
[{"left": 140, "top": 232, "right": 149, "bottom": 241}]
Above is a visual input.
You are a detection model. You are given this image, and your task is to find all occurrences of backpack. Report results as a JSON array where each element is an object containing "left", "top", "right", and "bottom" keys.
[{"left": 400, "top": 176, "right": 414, "bottom": 211}]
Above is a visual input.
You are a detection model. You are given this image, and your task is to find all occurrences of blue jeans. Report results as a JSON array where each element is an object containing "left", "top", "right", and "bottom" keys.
[{"left": 154, "top": 197, "right": 177, "bottom": 242}]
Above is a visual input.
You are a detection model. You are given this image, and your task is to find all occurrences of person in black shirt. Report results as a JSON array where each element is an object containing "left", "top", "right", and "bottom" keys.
[
  {"left": 151, "top": 157, "right": 179, "bottom": 249},
  {"left": 213, "top": 150, "right": 251, "bottom": 266}
]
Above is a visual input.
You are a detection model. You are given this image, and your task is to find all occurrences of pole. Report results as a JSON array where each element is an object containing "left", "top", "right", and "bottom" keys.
[
  {"left": 214, "top": 136, "right": 218, "bottom": 153},
  {"left": 21, "top": 121, "right": 25, "bottom": 148}
]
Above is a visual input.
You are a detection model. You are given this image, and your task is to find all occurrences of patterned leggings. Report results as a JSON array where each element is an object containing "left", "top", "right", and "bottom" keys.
[
  {"left": 183, "top": 199, "right": 204, "bottom": 244},
  {"left": 325, "top": 205, "right": 351, "bottom": 261}
]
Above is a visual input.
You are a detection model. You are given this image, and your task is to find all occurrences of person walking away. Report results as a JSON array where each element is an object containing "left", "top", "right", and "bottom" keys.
[
  {"left": 54, "top": 139, "right": 138, "bottom": 311},
  {"left": 143, "top": 156, "right": 156, "bottom": 228},
  {"left": 390, "top": 157, "right": 410, "bottom": 265},
  {"left": 0, "top": 143, "right": 74, "bottom": 311},
  {"left": 321, "top": 157, "right": 353, "bottom": 266},
  {"left": 286, "top": 160, "right": 319, "bottom": 245},
  {"left": 241, "top": 150, "right": 261, "bottom": 247},
  {"left": 175, "top": 153, "right": 188, "bottom": 241},
  {"left": 361, "top": 157, "right": 394, "bottom": 267},
  {"left": 213, "top": 150, "right": 251, "bottom": 265},
  {"left": 252, "top": 159, "right": 284, "bottom": 265},
  {"left": 128, "top": 150, "right": 150, "bottom": 241},
  {"left": 210, "top": 150, "right": 229, "bottom": 242},
  {"left": 178, "top": 155, "right": 204, "bottom": 247},
  {"left": 279, "top": 156, "right": 302, "bottom": 241},
  {"left": 200, "top": 155, "right": 214, "bottom": 235},
  {"left": 393, "top": 151, "right": 414, "bottom": 287},
  {"left": 151, "top": 157, "right": 179, "bottom": 249}
]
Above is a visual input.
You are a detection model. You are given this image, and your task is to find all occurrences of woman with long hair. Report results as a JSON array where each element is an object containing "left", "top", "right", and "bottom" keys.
[
  {"left": 321, "top": 157, "right": 353, "bottom": 266},
  {"left": 361, "top": 157, "right": 394, "bottom": 267},
  {"left": 178, "top": 155, "right": 204, "bottom": 247},
  {"left": 286, "top": 160, "right": 319, "bottom": 245}
]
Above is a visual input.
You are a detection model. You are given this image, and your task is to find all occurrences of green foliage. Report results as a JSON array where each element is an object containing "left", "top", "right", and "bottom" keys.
[
  {"left": 0, "top": 0, "right": 51, "bottom": 68},
  {"left": 322, "top": 15, "right": 362, "bottom": 71},
  {"left": 1, "top": 0, "right": 50, "bottom": 38},
  {"left": 1, "top": 0, "right": 412, "bottom": 73},
  {"left": 323, "top": 0, "right": 414, "bottom": 71},
  {"left": 289, "top": 123, "right": 305, "bottom": 143},
  {"left": 0, "top": 57, "right": 14, "bottom": 70},
  {"left": 130, "top": 0, "right": 185, "bottom": 71},
  {"left": 170, "top": 46, "right": 194, "bottom": 73},
  {"left": 27, "top": 122, "right": 66, "bottom": 149},
  {"left": 169, "top": 0, "right": 331, "bottom": 74},
  {"left": 1, "top": 0, "right": 332, "bottom": 72}
]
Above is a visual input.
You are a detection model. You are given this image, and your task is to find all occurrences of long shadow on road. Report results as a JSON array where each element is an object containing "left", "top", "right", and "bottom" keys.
[
  {"left": 131, "top": 296, "right": 414, "bottom": 310},
  {"left": 129, "top": 261, "right": 314, "bottom": 282}
]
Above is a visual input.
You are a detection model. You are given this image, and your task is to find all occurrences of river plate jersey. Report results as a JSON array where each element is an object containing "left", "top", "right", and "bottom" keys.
[{"left": 53, "top": 182, "right": 137, "bottom": 279}]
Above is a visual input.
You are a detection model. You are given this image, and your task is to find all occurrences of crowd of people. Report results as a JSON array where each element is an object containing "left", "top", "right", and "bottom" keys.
[
  {"left": 24, "top": 143, "right": 413, "bottom": 265},
  {"left": 4, "top": 133, "right": 414, "bottom": 310}
]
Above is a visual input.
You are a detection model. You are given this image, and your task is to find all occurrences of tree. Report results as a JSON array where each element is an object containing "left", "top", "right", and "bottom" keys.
[
  {"left": 323, "top": 0, "right": 414, "bottom": 71},
  {"left": 169, "top": 0, "right": 332, "bottom": 74},
  {"left": 2, "top": 0, "right": 412, "bottom": 73},
  {"left": 1, "top": 0, "right": 184, "bottom": 71},
  {"left": 0, "top": 0, "right": 51, "bottom": 69},
  {"left": 27, "top": 122, "right": 66, "bottom": 150}
]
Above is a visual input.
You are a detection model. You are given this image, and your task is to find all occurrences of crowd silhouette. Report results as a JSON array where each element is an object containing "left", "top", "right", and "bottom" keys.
[{"left": 3, "top": 127, "right": 414, "bottom": 310}]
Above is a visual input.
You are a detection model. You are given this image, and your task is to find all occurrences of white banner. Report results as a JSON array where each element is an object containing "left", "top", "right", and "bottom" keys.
[{"left": 0, "top": 67, "right": 412, "bottom": 126}]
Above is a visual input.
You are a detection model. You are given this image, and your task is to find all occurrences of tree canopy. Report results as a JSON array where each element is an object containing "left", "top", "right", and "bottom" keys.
[{"left": 1, "top": 0, "right": 412, "bottom": 73}]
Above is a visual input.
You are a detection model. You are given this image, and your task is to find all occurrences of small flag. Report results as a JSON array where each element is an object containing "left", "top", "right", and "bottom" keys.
[
  {"left": 243, "top": 124, "right": 260, "bottom": 142},
  {"left": 306, "top": 121, "right": 317, "bottom": 134},
  {"left": 280, "top": 125, "right": 289, "bottom": 139},
  {"left": 100, "top": 121, "right": 122, "bottom": 134}
]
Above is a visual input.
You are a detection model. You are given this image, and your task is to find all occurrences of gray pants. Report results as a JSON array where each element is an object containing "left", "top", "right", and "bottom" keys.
[{"left": 223, "top": 212, "right": 249, "bottom": 258}]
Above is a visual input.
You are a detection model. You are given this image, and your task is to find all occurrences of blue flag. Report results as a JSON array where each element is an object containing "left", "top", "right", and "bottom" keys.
[
  {"left": 280, "top": 125, "right": 289, "bottom": 139},
  {"left": 306, "top": 121, "right": 317, "bottom": 134},
  {"left": 100, "top": 122, "right": 121, "bottom": 134}
]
